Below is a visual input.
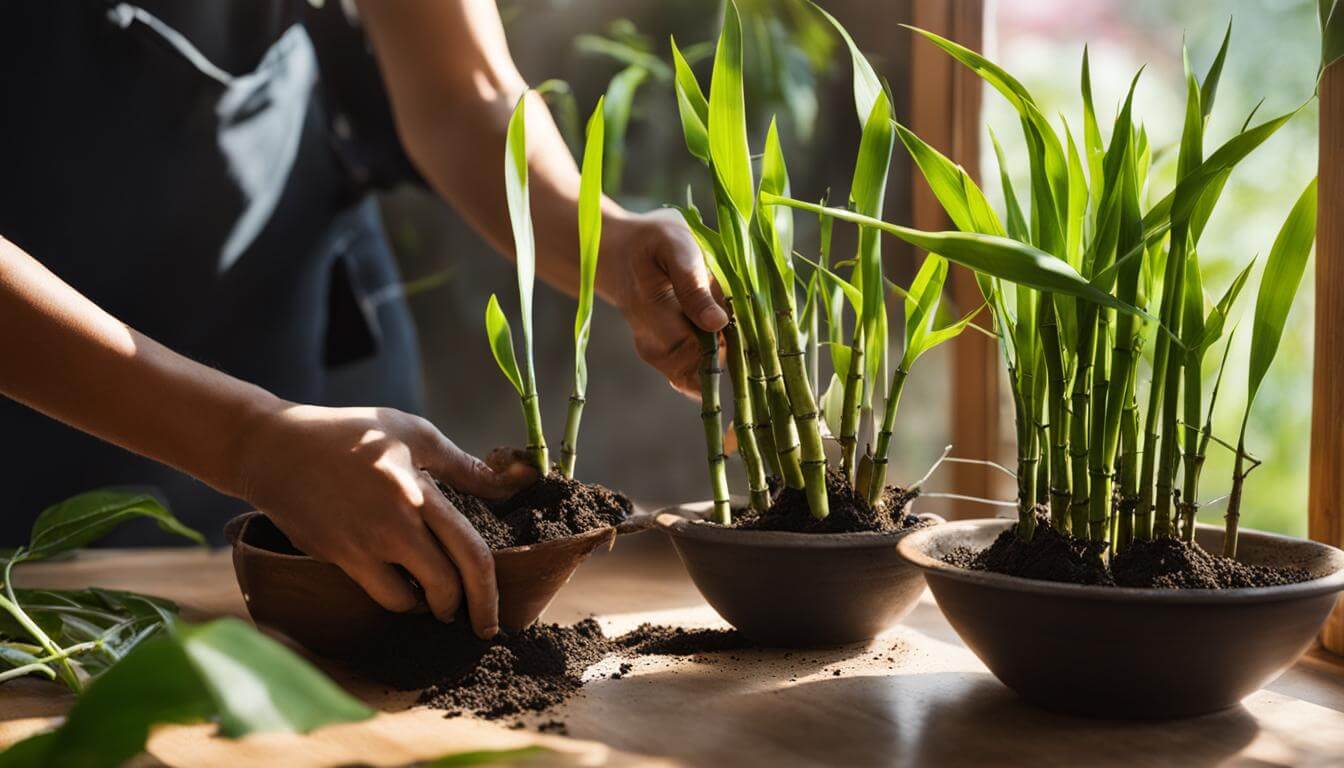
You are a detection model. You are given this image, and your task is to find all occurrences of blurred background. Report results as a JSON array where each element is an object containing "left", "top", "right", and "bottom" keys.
[{"left": 379, "top": 0, "right": 1318, "bottom": 533}]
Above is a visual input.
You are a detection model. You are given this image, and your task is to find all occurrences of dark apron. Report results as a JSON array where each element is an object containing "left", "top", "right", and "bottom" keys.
[{"left": 0, "top": 1, "right": 425, "bottom": 545}]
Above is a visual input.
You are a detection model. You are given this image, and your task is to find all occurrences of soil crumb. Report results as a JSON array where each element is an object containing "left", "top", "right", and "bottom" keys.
[
  {"left": 393, "top": 621, "right": 756, "bottom": 723},
  {"left": 947, "top": 515, "right": 1311, "bottom": 589},
  {"left": 440, "top": 473, "right": 631, "bottom": 549},
  {"left": 1111, "top": 536, "right": 1311, "bottom": 588},
  {"left": 613, "top": 623, "right": 749, "bottom": 656},
  {"left": 734, "top": 470, "right": 921, "bottom": 534}
]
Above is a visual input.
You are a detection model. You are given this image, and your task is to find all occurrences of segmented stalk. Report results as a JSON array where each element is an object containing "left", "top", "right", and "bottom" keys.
[
  {"left": 1068, "top": 308, "right": 1099, "bottom": 537},
  {"left": 749, "top": 296, "right": 806, "bottom": 489},
  {"left": 1179, "top": 347, "right": 1205, "bottom": 542},
  {"left": 1012, "top": 366, "right": 1040, "bottom": 541},
  {"left": 521, "top": 393, "right": 549, "bottom": 474},
  {"left": 1117, "top": 360, "right": 1142, "bottom": 545},
  {"left": 1138, "top": 232, "right": 1187, "bottom": 540},
  {"left": 769, "top": 278, "right": 829, "bottom": 519},
  {"left": 838, "top": 329, "right": 865, "bottom": 484},
  {"left": 731, "top": 295, "right": 781, "bottom": 478},
  {"left": 867, "top": 367, "right": 909, "bottom": 508},
  {"left": 1086, "top": 308, "right": 1112, "bottom": 541},
  {"left": 724, "top": 317, "right": 771, "bottom": 512},
  {"left": 559, "top": 395, "right": 584, "bottom": 479},
  {"left": 1224, "top": 432, "right": 1249, "bottom": 558},
  {"left": 1037, "top": 298, "right": 1072, "bottom": 532},
  {"left": 695, "top": 330, "right": 731, "bottom": 524},
  {"left": 1153, "top": 248, "right": 1187, "bottom": 539}
]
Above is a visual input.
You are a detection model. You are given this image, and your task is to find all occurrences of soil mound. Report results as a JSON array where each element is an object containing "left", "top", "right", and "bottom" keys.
[
  {"left": 441, "top": 473, "right": 630, "bottom": 549},
  {"left": 733, "top": 470, "right": 920, "bottom": 534}
]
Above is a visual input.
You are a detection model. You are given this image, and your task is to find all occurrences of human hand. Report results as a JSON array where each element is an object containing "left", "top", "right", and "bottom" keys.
[
  {"left": 233, "top": 404, "right": 537, "bottom": 639},
  {"left": 600, "top": 209, "right": 729, "bottom": 397}
]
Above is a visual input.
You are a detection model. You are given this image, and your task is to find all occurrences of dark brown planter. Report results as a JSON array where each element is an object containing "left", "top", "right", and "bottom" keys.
[
  {"left": 897, "top": 518, "right": 1344, "bottom": 719},
  {"left": 655, "top": 501, "right": 941, "bottom": 647},
  {"left": 225, "top": 511, "right": 619, "bottom": 659}
]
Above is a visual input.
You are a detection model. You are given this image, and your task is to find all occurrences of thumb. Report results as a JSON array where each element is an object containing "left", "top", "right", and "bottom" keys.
[{"left": 414, "top": 424, "right": 535, "bottom": 500}]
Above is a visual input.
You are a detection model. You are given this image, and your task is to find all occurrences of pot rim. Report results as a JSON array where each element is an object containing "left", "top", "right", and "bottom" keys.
[
  {"left": 225, "top": 510, "right": 616, "bottom": 562},
  {"left": 897, "top": 517, "right": 1344, "bottom": 604},
  {"left": 654, "top": 500, "right": 943, "bottom": 550}
]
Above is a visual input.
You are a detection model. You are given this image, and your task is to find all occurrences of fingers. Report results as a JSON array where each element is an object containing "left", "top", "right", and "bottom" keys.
[
  {"left": 396, "top": 524, "right": 466, "bottom": 626},
  {"left": 658, "top": 229, "right": 729, "bottom": 332},
  {"left": 411, "top": 419, "right": 537, "bottom": 499},
  {"left": 419, "top": 476, "right": 499, "bottom": 639},
  {"left": 341, "top": 558, "right": 419, "bottom": 614}
]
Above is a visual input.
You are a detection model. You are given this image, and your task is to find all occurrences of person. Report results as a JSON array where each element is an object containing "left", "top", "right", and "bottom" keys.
[{"left": 0, "top": 0, "right": 727, "bottom": 640}]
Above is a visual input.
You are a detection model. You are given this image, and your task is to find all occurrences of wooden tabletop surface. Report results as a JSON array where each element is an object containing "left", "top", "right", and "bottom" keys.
[{"left": 3, "top": 527, "right": 1344, "bottom": 768}]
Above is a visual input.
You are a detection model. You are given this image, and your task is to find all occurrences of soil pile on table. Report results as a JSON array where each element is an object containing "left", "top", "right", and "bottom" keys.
[
  {"left": 439, "top": 473, "right": 630, "bottom": 549},
  {"left": 391, "top": 620, "right": 750, "bottom": 721},
  {"left": 417, "top": 619, "right": 611, "bottom": 718},
  {"left": 946, "top": 516, "right": 1311, "bottom": 588},
  {"left": 733, "top": 470, "right": 921, "bottom": 534}
]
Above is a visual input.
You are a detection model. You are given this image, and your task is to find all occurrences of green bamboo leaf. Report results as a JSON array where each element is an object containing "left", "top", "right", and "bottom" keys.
[
  {"left": 896, "top": 122, "right": 1004, "bottom": 236},
  {"left": 819, "top": 371, "right": 846, "bottom": 437},
  {"left": 852, "top": 90, "right": 895, "bottom": 401},
  {"left": 1063, "top": 119, "right": 1088, "bottom": 271},
  {"left": 1200, "top": 255, "right": 1255, "bottom": 352},
  {"left": 24, "top": 491, "right": 202, "bottom": 562},
  {"left": 485, "top": 294, "right": 524, "bottom": 396},
  {"left": 504, "top": 94, "right": 539, "bottom": 395},
  {"left": 902, "top": 255, "right": 949, "bottom": 367},
  {"left": 1080, "top": 47, "right": 1105, "bottom": 213},
  {"left": 575, "top": 34, "right": 671, "bottom": 80},
  {"left": 1246, "top": 177, "right": 1318, "bottom": 410},
  {"left": 574, "top": 99, "right": 605, "bottom": 397},
  {"left": 708, "top": 0, "right": 754, "bottom": 219},
  {"left": 762, "top": 194, "right": 1149, "bottom": 318},
  {"left": 601, "top": 66, "right": 647, "bottom": 194},
  {"left": 1181, "top": 248, "right": 1207, "bottom": 355},
  {"left": 911, "top": 302, "right": 985, "bottom": 363},
  {"left": 758, "top": 118, "right": 796, "bottom": 295},
  {"left": 1143, "top": 106, "right": 1303, "bottom": 237},
  {"left": 807, "top": 1, "right": 883, "bottom": 122},
  {"left": 989, "top": 128, "right": 1030, "bottom": 242},
  {"left": 1201, "top": 21, "right": 1233, "bottom": 119},
  {"left": 796, "top": 253, "right": 861, "bottom": 312},
  {"left": 670, "top": 37, "right": 709, "bottom": 164}
]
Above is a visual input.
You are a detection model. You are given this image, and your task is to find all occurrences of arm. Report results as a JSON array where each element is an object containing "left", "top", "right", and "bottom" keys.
[
  {"left": 354, "top": 0, "right": 728, "bottom": 394},
  {"left": 0, "top": 236, "right": 527, "bottom": 638}
]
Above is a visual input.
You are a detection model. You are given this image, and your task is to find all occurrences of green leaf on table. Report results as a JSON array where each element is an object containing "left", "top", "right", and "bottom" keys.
[
  {"left": 485, "top": 294, "right": 524, "bottom": 396},
  {"left": 574, "top": 98, "right": 605, "bottom": 398},
  {"left": 0, "top": 618, "right": 372, "bottom": 768},
  {"left": 0, "top": 588, "right": 177, "bottom": 678},
  {"left": 1246, "top": 177, "right": 1318, "bottom": 411},
  {"left": 23, "top": 491, "right": 202, "bottom": 563}
]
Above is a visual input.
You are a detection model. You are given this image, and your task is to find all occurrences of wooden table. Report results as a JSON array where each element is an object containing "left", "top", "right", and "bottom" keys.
[{"left": 3, "top": 529, "right": 1344, "bottom": 767}]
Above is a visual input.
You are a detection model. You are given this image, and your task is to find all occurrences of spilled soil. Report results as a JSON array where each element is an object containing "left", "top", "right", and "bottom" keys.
[
  {"left": 359, "top": 616, "right": 748, "bottom": 721},
  {"left": 440, "top": 473, "right": 630, "bottom": 549},
  {"left": 732, "top": 470, "right": 922, "bottom": 534},
  {"left": 945, "top": 514, "right": 1311, "bottom": 588}
]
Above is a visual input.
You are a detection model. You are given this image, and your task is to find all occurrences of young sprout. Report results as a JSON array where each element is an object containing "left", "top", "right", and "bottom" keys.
[
  {"left": 486, "top": 92, "right": 548, "bottom": 474},
  {"left": 559, "top": 99, "right": 607, "bottom": 479},
  {"left": 488, "top": 93, "right": 609, "bottom": 479}
]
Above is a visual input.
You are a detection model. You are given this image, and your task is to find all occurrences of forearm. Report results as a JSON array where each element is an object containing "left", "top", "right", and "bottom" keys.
[
  {"left": 0, "top": 237, "right": 283, "bottom": 497},
  {"left": 356, "top": 0, "right": 635, "bottom": 305}
]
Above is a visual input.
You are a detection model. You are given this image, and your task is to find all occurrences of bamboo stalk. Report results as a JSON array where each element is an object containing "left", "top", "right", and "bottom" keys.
[
  {"left": 1068, "top": 308, "right": 1098, "bottom": 536},
  {"left": 521, "top": 393, "right": 549, "bottom": 474},
  {"left": 769, "top": 274, "right": 830, "bottom": 519},
  {"left": 696, "top": 330, "right": 732, "bottom": 524},
  {"left": 731, "top": 295, "right": 781, "bottom": 478},
  {"left": 867, "top": 367, "right": 910, "bottom": 507},
  {"left": 1038, "top": 299, "right": 1072, "bottom": 531},
  {"left": 750, "top": 296, "right": 806, "bottom": 489},
  {"left": 1153, "top": 244, "right": 1187, "bottom": 538},
  {"left": 1138, "top": 232, "right": 1188, "bottom": 539},
  {"left": 839, "top": 330, "right": 865, "bottom": 484},
  {"left": 559, "top": 395, "right": 584, "bottom": 479},
  {"left": 724, "top": 317, "right": 771, "bottom": 512},
  {"left": 1086, "top": 308, "right": 1113, "bottom": 541},
  {"left": 1179, "top": 346, "right": 1206, "bottom": 542}
]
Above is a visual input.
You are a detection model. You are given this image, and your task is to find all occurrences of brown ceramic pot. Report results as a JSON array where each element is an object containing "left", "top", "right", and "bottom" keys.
[
  {"left": 655, "top": 501, "right": 941, "bottom": 647},
  {"left": 897, "top": 518, "right": 1344, "bottom": 719},
  {"left": 225, "top": 511, "right": 619, "bottom": 659}
]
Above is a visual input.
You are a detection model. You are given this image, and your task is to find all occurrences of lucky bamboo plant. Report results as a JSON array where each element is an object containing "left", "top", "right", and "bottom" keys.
[
  {"left": 819, "top": 23, "right": 1317, "bottom": 560},
  {"left": 675, "top": 1, "right": 1130, "bottom": 526},
  {"left": 487, "top": 92, "right": 606, "bottom": 480}
]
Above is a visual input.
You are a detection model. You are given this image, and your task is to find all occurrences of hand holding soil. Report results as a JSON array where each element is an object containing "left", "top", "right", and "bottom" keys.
[{"left": 234, "top": 403, "right": 538, "bottom": 638}]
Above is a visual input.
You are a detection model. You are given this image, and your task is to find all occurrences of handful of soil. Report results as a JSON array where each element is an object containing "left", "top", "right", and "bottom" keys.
[
  {"left": 947, "top": 514, "right": 1310, "bottom": 589},
  {"left": 731, "top": 470, "right": 922, "bottom": 534},
  {"left": 440, "top": 473, "right": 630, "bottom": 550}
]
